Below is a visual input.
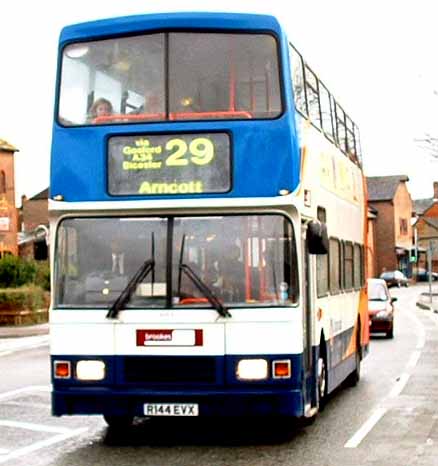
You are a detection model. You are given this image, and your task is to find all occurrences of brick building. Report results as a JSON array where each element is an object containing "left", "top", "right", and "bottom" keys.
[
  {"left": 366, "top": 205, "right": 378, "bottom": 279},
  {"left": 413, "top": 181, "right": 438, "bottom": 273},
  {"left": 0, "top": 139, "right": 19, "bottom": 256},
  {"left": 366, "top": 175, "right": 413, "bottom": 277},
  {"left": 18, "top": 188, "right": 49, "bottom": 260}
]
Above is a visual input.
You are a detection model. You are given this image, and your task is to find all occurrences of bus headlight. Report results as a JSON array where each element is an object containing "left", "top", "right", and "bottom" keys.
[
  {"left": 76, "top": 360, "right": 106, "bottom": 381},
  {"left": 236, "top": 359, "right": 268, "bottom": 381}
]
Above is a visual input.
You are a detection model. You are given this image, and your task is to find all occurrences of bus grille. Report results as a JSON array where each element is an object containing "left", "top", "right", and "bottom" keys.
[{"left": 122, "top": 356, "right": 218, "bottom": 384}]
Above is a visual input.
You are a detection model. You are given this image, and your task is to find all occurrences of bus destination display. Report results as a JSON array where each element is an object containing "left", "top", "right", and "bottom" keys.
[{"left": 108, "top": 133, "right": 230, "bottom": 195}]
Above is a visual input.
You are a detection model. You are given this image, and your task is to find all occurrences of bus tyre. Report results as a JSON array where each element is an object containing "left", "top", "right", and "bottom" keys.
[
  {"left": 346, "top": 349, "right": 361, "bottom": 387},
  {"left": 346, "top": 331, "right": 361, "bottom": 387},
  {"left": 103, "top": 414, "right": 134, "bottom": 429},
  {"left": 317, "top": 350, "right": 328, "bottom": 411}
]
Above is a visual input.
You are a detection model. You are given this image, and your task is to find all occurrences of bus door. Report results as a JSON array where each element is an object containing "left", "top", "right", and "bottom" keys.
[{"left": 301, "top": 224, "right": 315, "bottom": 408}]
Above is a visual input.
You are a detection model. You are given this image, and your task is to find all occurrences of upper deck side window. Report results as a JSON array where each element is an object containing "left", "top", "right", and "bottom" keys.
[
  {"left": 288, "top": 42, "right": 362, "bottom": 166},
  {"left": 289, "top": 46, "right": 306, "bottom": 115},
  {"left": 58, "top": 32, "right": 282, "bottom": 126}
]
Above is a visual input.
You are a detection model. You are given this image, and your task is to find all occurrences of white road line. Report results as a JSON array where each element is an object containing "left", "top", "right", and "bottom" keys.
[
  {"left": 389, "top": 373, "right": 411, "bottom": 398},
  {"left": 0, "top": 427, "right": 87, "bottom": 464},
  {"left": 407, "top": 350, "right": 421, "bottom": 369},
  {"left": 0, "top": 386, "right": 87, "bottom": 464},
  {"left": 4, "top": 400, "right": 51, "bottom": 409},
  {"left": 0, "top": 385, "right": 51, "bottom": 402},
  {"left": 344, "top": 407, "right": 387, "bottom": 449},
  {"left": 0, "top": 336, "right": 49, "bottom": 357},
  {"left": 344, "top": 303, "right": 425, "bottom": 448},
  {"left": 427, "top": 311, "right": 438, "bottom": 327},
  {"left": 0, "top": 420, "right": 73, "bottom": 435},
  {"left": 416, "top": 332, "right": 426, "bottom": 349}
]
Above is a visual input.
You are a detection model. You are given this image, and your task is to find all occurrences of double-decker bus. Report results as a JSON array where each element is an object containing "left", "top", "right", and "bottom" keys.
[{"left": 50, "top": 12, "right": 369, "bottom": 428}]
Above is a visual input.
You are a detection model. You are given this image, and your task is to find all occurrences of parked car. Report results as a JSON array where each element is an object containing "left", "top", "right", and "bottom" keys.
[
  {"left": 416, "top": 269, "right": 438, "bottom": 282},
  {"left": 367, "top": 278, "right": 397, "bottom": 338},
  {"left": 379, "top": 270, "right": 409, "bottom": 288}
]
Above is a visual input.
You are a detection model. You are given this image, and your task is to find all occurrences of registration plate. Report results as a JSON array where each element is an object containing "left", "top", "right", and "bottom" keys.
[{"left": 143, "top": 403, "right": 199, "bottom": 417}]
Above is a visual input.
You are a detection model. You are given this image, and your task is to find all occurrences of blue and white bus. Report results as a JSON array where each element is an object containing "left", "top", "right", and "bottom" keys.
[{"left": 50, "top": 12, "right": 369, "bottom": 428}]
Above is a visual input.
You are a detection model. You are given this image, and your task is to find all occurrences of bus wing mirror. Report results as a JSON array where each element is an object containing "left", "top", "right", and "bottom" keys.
[{"left": 307, "top": 221, "right": 328, "bottom": 255}]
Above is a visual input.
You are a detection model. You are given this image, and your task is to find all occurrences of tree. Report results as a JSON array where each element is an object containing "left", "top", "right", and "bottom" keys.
[
  {"left": 415, "top": 90, "right": 438, "bottom": 159},
  {"left": 415, "top": 132, "right": 438, "bottom": 160}
]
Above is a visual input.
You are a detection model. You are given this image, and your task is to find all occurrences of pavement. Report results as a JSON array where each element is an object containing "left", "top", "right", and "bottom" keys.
[
  {"left": 0, "top": 322, "right": 49, "bottom": 339},
  {"left": 416, "top": 291, "right": 438, "bottom": 312}
]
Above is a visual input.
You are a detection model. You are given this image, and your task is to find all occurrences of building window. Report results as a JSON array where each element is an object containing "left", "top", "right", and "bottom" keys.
[
  {"left": 34, "top": 239, "right": 48, "bottom": 261},
  {"left": 400, "top": 218, "right": 408, "bottom": 235},
  {"left": 0, "top": 171, "right": 6, "bottom": 194}
]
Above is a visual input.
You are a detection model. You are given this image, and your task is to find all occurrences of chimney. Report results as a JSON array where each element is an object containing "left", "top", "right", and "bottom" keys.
[{"left": 434, "top": 181, "right": 438, "bottom": 201}]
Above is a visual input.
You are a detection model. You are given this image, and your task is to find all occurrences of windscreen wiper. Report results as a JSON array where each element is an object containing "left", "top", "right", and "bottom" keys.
[
  {"left": 106, "top": 258, "right": 155, "bottom": 319},
  {"left": 107, "top": 232, "right": 156, "bottom": 319},
  {"left": 177, "top": 234, "right": 231, "bottom": 318},
  {"left": 179, "top": 263, "right": 231, "bottom": 318}
]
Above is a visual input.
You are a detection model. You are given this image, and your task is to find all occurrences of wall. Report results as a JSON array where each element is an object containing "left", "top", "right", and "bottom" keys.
[
  {"left": 416, "top": 201, "right": 438, "bottom": 272},
  {"left": 393, "top": 182, "right": 413, "bottom": 250},
  {"left": 22, "top": 198, "right": 48, "bottom": 232},
  {"left": 367, "top": 214, "right": 377, "bottom": 278},
  {"left": 0, "top": 149, "right": 18, "bottom": 255},
  {"left": 369, "top": 200, "right": 396, "bottom": 274},
  {"left": 416, "top": 219, "right": 438, "bottom": 271},
  {"left": 422, "top": 202, "right": 438, "bottom": 218}
]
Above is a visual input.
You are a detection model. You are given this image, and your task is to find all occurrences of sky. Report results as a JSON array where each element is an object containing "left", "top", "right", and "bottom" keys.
[{"left": 1, "top": 0, "right": 438, "bottom": 205}]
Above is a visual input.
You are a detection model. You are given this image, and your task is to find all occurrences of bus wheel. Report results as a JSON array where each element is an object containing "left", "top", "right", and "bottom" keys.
[
  {"left": 346, "top": 335, "right": 361, "bottom": 387},
  {"left": 317, "top": 350, "right": 328, "bottom": 410},
  {"left": 103, "top": 414, "right": 134, "bottom": 429}
]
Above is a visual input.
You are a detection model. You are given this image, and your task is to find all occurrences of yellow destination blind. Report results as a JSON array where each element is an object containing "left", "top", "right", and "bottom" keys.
[{"left": 108, "top": 133, "right": 230, "bottom": 195}]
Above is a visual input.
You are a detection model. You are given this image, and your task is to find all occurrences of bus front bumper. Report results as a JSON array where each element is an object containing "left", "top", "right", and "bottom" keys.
[{"left": 52, "top": 387, "right": 304, "bottom": 418}]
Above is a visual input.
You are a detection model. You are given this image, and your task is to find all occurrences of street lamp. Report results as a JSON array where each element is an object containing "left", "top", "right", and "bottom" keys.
[
  {"left": 427, "top": 239, "right": 438, "bottom": 307},
  {"left": 35, "top": 224, "right": 49, "bottom": 246}
]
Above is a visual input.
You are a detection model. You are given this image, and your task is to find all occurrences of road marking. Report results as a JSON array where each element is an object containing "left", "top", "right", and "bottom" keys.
[
  {"left": 0, "top": 386, "right": 88, "bottom": 463},
  {"left": 345, "top": 302, "right": 425, "bottom": 448},
  {"left": 0, "top": 419, "right": 75, "bottom": 435},
  {"left": 0, "top": 335, "right": 49, "bottom": 357},
  {"left": 416, "top": 331, "right": 426, "bottom": 349},
  {"left": 389, "top": 372, "right": 410, "bottom": 398},
  {"left": 0, "top": 385, "right": 50, "bottom": 402},
  {"left": 344, "top": 407, "right": 387, "bottom": 449},
  {"left": 427, "top": 310, "right": 438, "bottom": 327},
  {"left": 0, "top": 426, "right": 87, "bottom": 464},
  {"left": 4, "top": 400, "right": 51, "bottom": 409},
  {"left": 407, "top": 350, "right": 421, "bottom": 369}
]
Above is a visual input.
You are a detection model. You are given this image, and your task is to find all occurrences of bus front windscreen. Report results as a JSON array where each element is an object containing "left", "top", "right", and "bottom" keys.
[
  {"left": 54, "top": 215, "right": 298, "bottom": 309},
  {"left": 58, "top": 32, "right": 282, "bottom": 126}
]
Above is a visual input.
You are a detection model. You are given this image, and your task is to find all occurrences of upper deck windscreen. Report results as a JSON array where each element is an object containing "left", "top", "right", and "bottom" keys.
[{"left": 58, "top": 32, "right": 282, "bottom": 125}]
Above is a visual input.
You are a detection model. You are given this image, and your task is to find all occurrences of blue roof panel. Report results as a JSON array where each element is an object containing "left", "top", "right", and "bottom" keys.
[{"left": 60, "top": 12, "right": 283, "bottom": 42}]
